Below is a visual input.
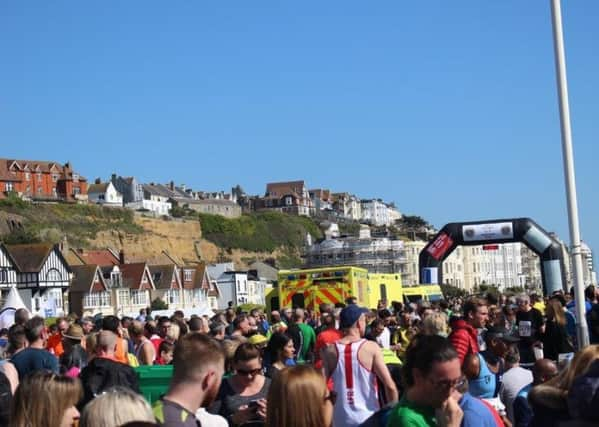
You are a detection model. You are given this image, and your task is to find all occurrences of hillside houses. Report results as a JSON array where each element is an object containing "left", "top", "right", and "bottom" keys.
[{"left": 0, "top": 158, "right": 88, "bottom": 202}]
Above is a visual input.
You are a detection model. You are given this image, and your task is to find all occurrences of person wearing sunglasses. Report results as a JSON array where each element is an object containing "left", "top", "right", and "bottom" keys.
[
  {"left": 266, "top": 365, "right": 335, "bottom": 427},
  {"left": 387, "top": 335, "right": 463, "bottom": 427},
  {"left": 211, "top": 343, "right": 270, "bottom": 427}
]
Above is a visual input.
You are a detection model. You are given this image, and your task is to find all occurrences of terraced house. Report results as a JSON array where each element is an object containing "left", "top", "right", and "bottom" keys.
[
  {"left": 0, "top": 158, "right": 88, "bottom": 201},
  {"left": 66, "top": 248, "right": 214, "bottom": 316}
]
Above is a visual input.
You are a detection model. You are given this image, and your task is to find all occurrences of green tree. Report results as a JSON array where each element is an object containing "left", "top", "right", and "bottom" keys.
[{"left": 151, "top": 297, "right": 168, "bottom": 311}]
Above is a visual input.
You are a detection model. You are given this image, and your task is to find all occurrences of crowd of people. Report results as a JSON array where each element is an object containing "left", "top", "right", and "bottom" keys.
[{"left": 1, "top": 284, "right": 599, "bottom": 427}]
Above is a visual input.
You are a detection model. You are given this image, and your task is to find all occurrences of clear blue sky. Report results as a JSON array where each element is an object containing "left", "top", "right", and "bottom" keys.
[{"left": 1, "top": 1, "right": 597, "bottom": 267}]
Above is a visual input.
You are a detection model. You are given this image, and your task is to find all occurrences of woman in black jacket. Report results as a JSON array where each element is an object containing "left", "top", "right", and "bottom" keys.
[{"left": 541, "top": 300, "right": 574, "bottom": 362}]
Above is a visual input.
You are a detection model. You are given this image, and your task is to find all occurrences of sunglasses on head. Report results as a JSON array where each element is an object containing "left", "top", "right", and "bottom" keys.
[
  {"left": 324, "top": 390, "right": 337, "bottom": 405},
  {"left": 236, "top": 367, "right": 262, "bottom": 376}
]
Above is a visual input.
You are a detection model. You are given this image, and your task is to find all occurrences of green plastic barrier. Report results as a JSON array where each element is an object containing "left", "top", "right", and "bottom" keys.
[{"left": 135, "top": 365, "right": 173, "bottom": 404}]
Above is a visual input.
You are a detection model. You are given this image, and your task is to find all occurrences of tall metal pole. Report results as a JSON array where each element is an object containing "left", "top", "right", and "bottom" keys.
[{"left": 550, "top": 0, "right": 589, "bottom": 348}]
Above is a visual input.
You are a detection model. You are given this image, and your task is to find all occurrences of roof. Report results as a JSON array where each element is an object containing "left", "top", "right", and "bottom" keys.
[
  {"left": 193, "top": 262, "right": 211, "bottom": 290},
  {"left": 4, "top": 243, "right": 54, "bottom": 272},
  {"left": 206, "top": 262, "right": 235, "bottom": 281},
  {"left": 149, "top": 265, "right": 178, "bottom": 290},
  {"left": 172, "top": 198, "right": 238, "bottom": 207},
  {"left": 87, "top": 183, "right": 109, "bottom": 194},
  {"left": 265, "top": 181, "right": 306, "bottom": 199},
  {"left": 69, "top": 249, "right": 120, "bottom": 267},
  {"left": 70, "top": 264, "right": 105, "bottom": 293},
  {"left": 120, "top": 262, "right": 152, "bottom": 290},
  {"left": 142, "top": 183, "right": 178, "bottom": 198},
  {"left": 249, "top": 261, "right": 278, "bottom": 282},
  {"left": 0, "top": 158, "right": 87, "bottom": 182}
]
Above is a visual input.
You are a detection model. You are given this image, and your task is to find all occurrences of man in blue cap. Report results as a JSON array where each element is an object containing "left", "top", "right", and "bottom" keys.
[{"left": 321, "top": 304, "right": 398, "bottom": 427}]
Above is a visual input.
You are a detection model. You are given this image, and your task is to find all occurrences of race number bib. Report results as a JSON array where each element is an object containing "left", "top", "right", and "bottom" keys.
[{"left": 519, "top": 320, "right": 532, "bottom": 337}]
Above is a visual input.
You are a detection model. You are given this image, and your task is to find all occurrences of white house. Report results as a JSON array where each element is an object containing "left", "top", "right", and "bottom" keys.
[
  {"left": 88, "top": 181, "right": 124, "bottom": 207},
  {"left": 142, "top": 184, "right": 172, "bottom": 216},
  {"left": 361, "top": 199, "right": 391, "bottom": 226}
]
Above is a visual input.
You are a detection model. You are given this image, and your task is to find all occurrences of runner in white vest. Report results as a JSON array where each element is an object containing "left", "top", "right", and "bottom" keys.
[{"left": 322, "top": 304, "right": 398, "bottom": 427}]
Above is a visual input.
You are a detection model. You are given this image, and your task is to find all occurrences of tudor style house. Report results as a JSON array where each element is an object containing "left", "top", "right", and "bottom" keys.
[
  {"left": 0, "top": 243, "right": 71, "bottom": 317},
  {"left": 0, "top": 158, "right": 88, "bottom": 201}
]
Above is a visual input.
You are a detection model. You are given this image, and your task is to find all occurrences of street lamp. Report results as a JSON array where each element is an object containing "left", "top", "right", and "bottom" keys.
[{"left": 550, "top": 0, "right": 589, "bottom": 347}]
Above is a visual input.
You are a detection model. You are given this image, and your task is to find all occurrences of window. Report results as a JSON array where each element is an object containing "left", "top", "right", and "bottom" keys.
[
  {"left": 73, "top": 173, "right": 79, "bottom": 182},
  {"left": 380, "top": 284, "right": 387, "bottom": 302},
  {"left": 73, "top": 187, "right": 80, "bottom": 195},
  {"left": 184, "top": 289, "right": 193, "bottom": 304},
  {"left": 52, "top": 187, "right": 57, "bottom": 197},
  {"left": 37, "top": 187, "right": 42, "bottom": 194},
  {"left": 25, "top": 172, "right": 30, "bottom": 181},
  {"left": 131, "top": 290, "right": 148, "bottom": 306},
  {"left": 0, "top": 269, "right": 8, "bottom": 283},
  {"left": 5, "top": 182, "right": 14, "bottom": 192},
  {"left": 193, "top": 288, "right": 205, "bottom": 302},
  {"left": 48, "top": 288, "right": 63, "bottom": 309},
  {"left": 84, "top": 291, "right": 111, "bottom": 307},
  {"left": 110, "top": 272, "right": 122, "bottom": 288},
  {"left": 118, "top": 289, "right": 130, "bottom": 306},
  {"left": 37, "top": 172, "right": 42, "bottom": 182},
  {"left": 52, "top": 174, "right": 59, "bottom": 182},
  {"left": 166, "top": 289, "right": 180, "bottom": 305},
  {"left": 184, "top": 269, "right": 193, "bottom": 282},
  {"left": 46, "top": 268, "right": 62, "bottom": 282}
]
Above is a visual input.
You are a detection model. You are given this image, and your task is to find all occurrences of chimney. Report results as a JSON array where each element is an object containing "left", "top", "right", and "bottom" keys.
[
  {"left": 111, "top": 173, "right": 117, "bottom": 183},
  {"left": 169, "top": 181, "right": 175, "bottom": 191},
  {"left": 119, "top": 249, "right": 125, "bottom": 265},
  {"left": 94, "top": 178, "right": 101, "bottom": 184}
]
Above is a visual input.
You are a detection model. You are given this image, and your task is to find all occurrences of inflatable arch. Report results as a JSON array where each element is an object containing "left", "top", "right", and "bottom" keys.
[{"left": 419, "top": 218, "right": 566, "bottom": 295}]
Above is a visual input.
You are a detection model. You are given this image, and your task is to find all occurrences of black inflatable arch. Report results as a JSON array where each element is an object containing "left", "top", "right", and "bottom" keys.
[{"left": 419, "top": 218, "right": 566, "bottom": 296}]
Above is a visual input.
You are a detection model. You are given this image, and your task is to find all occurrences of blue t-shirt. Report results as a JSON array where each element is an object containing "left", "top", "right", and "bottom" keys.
[
  {"left": 459, "top": 392, "right": 498, "bottom": 427},
  {"left": 468, "top": 353, "right": 496, "bottom": 399},
  {"left": 11, "top": 347, "right": 59, "bottom": 379}
]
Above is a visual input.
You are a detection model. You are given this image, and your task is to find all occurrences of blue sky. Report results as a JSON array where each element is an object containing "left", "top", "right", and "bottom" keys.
[{"left": 1, "top": 1, "right": 597, "bottom": 267}]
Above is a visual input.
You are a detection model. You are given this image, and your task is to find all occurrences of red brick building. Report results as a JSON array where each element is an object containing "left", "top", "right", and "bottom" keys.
[{"left": 0, "top": 158, "right": 88, "bottom": 201}]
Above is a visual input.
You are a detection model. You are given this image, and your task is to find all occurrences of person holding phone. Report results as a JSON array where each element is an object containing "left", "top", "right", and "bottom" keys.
[{"left": 210, "top": 343, "right": 270, "bottom": 427}]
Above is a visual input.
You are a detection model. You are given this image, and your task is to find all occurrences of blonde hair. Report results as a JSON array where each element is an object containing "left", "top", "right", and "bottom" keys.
[
  {"left": 546, "top": 299, "right": 566, "bottom": 327},
  {"left": 79, "top": 387, "right": 154, "bottom": 427},
  {"left": 266, "top": 365, "right": 328, "bottom": 427},
  {"left": 166, "top": 323, "right": 180, "bottom": 342},
  {"left": 10, "top": 372, "right": 82, "bottom": 427},
  {"left": 422, "top": 312, "right": 449, "bottom": 337},
  {"left": 549, "top": 344, "right": 599, "bottom": 391}
]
